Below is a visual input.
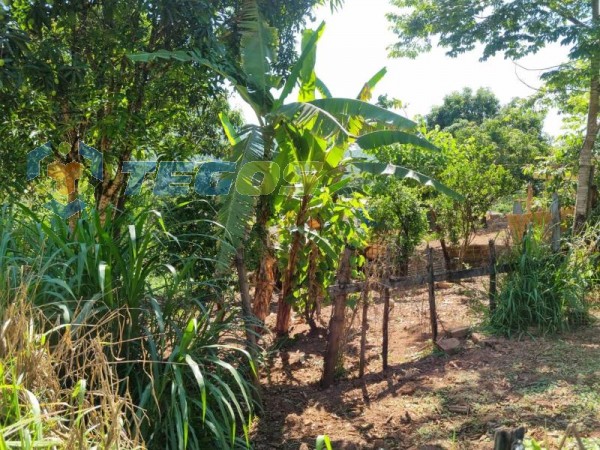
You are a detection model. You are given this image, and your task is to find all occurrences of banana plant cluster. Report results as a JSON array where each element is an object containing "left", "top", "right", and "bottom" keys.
[
  {"left": 275, "top": 185, "right": 370, "bottom": 331},
  {"left": 133, "top": 0, "right": 459, "bottom": 336}
]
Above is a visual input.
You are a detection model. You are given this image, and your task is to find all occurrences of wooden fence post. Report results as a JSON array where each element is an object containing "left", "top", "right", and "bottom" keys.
[
  {"left": 488, "top": 239, "right": 497, "bottom": 313},
  {"left": 427, "top": 247, "right": 438, "bottom": 342},
  {"left": 551, "top": 193, "right": 561, "bottom": 253},
  {"left": 321, "top": 246, "right": 352, "bottom": 388},
  {"left": 358, "top": 268, "right": 370, "bottom": 378},
  {"left": 381, "top": 282, "right": 391, "bottom": 371}
]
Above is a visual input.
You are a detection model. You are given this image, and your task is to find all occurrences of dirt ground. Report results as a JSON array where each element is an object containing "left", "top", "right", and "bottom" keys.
[{"left": 251, "top": 277, "right": 600, "bottom": 450}]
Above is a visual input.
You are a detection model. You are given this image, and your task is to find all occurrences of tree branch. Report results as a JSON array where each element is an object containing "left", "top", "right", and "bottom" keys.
[{"left": 543, "top": 2, "right": 590, "bottom": 28}]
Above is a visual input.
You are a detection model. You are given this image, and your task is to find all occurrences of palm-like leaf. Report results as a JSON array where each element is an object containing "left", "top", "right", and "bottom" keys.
[
  {"left": 351, "top": 161, "right": 463, "bottom": 200},
  {"left": 275, "top": 22, "right": 326, "bottom": 109},
  {"left": 357, "top": 67, "right": 387, "bottom": 101},
  {"left": 219, "top": 113, "right": 241, "bottom": 145},
  {"left": 215, "top": 126, "right": 265, "bottom": 271},
  {"left": 316, "top": 78, "right": 332, "bottom": 98},
  {"left": 239, "top": 0, "right": 278, "bottom": 113},
  {"left": 272, "top": 102, "right": 352, "bottom": 140},
  {"left": 356, "top": 130, "right": 440, "bottom": 152},
  {"left": 310, "top": 98, "right": 416, "bottom": 134},
  {"left": 297, "top": 27, "right": 322, "bottom": 102}
]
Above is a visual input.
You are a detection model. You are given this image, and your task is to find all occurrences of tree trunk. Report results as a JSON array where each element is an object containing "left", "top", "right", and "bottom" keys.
[
  {"left": 252, "top": 248, "right": 276, "bottom": 328},
  {"left": 66, "top": 139, "right": 81, "bottom": 231},
  {"left": 305, "top": 240, "right": 321, "bottom": 332},
  {"left": 95, "top": 167, "right": 127, "bottom": 225},
  {"left": 573, "top": 13, "right": 600, "bottom": 232},
  {"left": 94, "top": 136, "right": 129, "bottom": 225},
  {"left": 252, "top": 128, "right": 276, "bottom": 331},
  {"left": 358, "top": 277, "right": 369, "bottom": 378},
  {"left": 235, "top": 248, "right": 258, "bottom": 357},
  {"left": 430, "top": 208, "right": 451, "bottom": 269},
  {"left": 275, "top": 195, "right": 310, "bottom": 336},
  {"left": 321, "top": 246, "right": 352, "bottom": 388},
  {"left": 381, "top": 285, "right": 391, "bottom": 371},
  {"left": 252, "top": 197, "right": 276, "bottom": 330},
  {"left": 440, "top": 238, "right": 451, "bottom": 270}
]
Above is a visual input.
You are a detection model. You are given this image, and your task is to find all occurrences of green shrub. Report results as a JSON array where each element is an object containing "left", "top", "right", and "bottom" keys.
[
  {"left": 368, "top": 181, "right": 427, "bottom": 272},
  {"left": 0, "top": 291, "right": 141, "bottom": 449},
  {"left": 0, "top": 204, "right": 257, "bottom": 449},
  {"left": 491, "top": 226, "right": 595, "bottom": 336}
]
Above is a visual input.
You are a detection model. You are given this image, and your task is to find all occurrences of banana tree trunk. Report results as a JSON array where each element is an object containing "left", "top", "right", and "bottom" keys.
[
  {"left": 235, "top": 248, "right": 258, "bottom": 357},
  {"left": 275, "top": 195, "right": 310, "bottom": 336},
  {"left": 573, "top": 10, "right": 600, "bottom": 232},
  {"left": 321, "top": 246, "right": 352, "bottom": 388},
  {"left": 251, "top": 195, "right": 277, "bottom": 331},
  {"left": 305, "top": 240, "right": 320, "bottom": 331},
  {"left": 253, "top": 247, "right": 276, "bottom": 327}
]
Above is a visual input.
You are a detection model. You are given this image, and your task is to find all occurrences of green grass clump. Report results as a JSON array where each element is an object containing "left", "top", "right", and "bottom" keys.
[
  {"left": 491, "top": 226, "right": 595, "bottom": 336},
  {"left": 0, "top": 293, "right": 142, "bottom": 449},
  {"left": 0, "top": 204, "right": 258, "bottom": 449}
]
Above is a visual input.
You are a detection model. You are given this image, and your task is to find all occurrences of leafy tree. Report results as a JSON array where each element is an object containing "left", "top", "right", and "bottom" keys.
[
  {"left": 275, "top": 185, "right": 369, "bottom": 331},
  {"left": 0, "top": 0, "right": 338, "bottom": 217},
  {"left": 372, "top": 126, "right": 513, "bottom": 258},
  {"left": 139, "top": 1, "right": 458, "bottom": 336},
  {"left": 450, "top": 98, "right": 552, "bottom": 185},
  {"left": 368, "top": 180, "right": 427, "bottom": 274},
  {"left": 388, "top": 0, "right": 600, "bottom": 231},
  {"left": 433, "top": 132, "right": 513, "bottom": 256},
  {"left": 426, "top": 87, "right": 500, "bottom": 129}
]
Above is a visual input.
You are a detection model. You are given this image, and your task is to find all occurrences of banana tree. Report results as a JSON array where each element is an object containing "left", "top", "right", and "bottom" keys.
[
  {"left": 132, "top": 0, "right": 460, "bottom": 337},
  {"left": 264, "top": 42, "right": 461, "bottom": 336}
]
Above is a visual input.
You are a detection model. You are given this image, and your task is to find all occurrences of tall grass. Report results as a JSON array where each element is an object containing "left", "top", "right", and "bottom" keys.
[
  {"left": 491, "top": 226, "right": 596, "bottom": 336},
  {"left": 0, "top": 204, "right": 257, "bottom": 449},
  {"left": 0, "top": 289, "right": 142, "bottom": 449}
]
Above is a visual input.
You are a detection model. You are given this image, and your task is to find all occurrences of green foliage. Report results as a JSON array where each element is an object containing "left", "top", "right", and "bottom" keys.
[
  {"left": 491, "top": 226, "right": 595, "bottom": 336},
  {"left": 450, "top": 97, "right": 551, "bottom": 184},
  {"left": 368, "top": 180, "right": 428, "bottom": 269},
  {"left": 275, "top": 187, "right": 369, "bottom": 307},
  {"left": 386, "top": 0, "right": 599, "bottom": 210},
  {"left": 0, "top": 204, "right": 257, "bottom": 449},
  {"left": 426, "top": 87, "right": 500, "bottom": 130},
  {"left": 137, "top": 3, "right": 455, "bottom": 272},
  {"left": 433, "top": 129, "right": 514, "bottom": 246},
  {"left": 524, "top": 132, "right": 580, "bottom": 207},
  {"left": 0, "top": 297, "right": 141, "bottom": 449},
  {"left": 0, "top": 0, "right": 334, "bottom": 209},
  {"left": 372, "top": 92, "right": 552, "bottom": 247},
  {"left": 372, "top": 125, "right": 513, "bottom": 247},
  {"left": 316, "top": 435, "right": 333, "bottom": 450},
  {"left": 387, "top": 0, "right": 599, "bottom": 63}
]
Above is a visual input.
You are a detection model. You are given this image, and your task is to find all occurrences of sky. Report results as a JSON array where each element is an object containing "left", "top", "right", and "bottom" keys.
[{"left": 233, "top": 0, "right": 571, "bottom": 135}]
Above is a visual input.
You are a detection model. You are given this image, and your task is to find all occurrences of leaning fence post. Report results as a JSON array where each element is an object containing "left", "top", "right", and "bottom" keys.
[
  {"left": 427, "top": 247, "right": 438, "bottom": 342},
  {"left": 381, "top": 281, "right": 391, "bottom": 371},
  {"left": 321, "top": 246, "right": 352, "bottom": 388},
  {"left": 489, "top": 239, "right": 497, "bottom": 313},
  {"left": 359, "top": 265, "right": 370, "bottom": 378},
  {"left": 551, "top": 193, "right": 561, "bottom": 253}
]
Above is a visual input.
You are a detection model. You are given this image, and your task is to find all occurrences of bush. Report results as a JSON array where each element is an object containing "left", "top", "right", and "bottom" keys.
[
  {"left": 0, "top": 290, "right": 141, "bottom": 449},
  {"left": 0, "top": 204, "right": 257, "bottom": 449},
  {"left": 491, "top": 227, "right": 595, "bottom": 336},
  {"left": 368, "top": 181, "right": 427, "bottom": 273}
]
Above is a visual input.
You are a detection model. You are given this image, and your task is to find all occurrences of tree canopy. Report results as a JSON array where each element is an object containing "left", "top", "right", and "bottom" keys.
[
  {"left": 0, "top": 0, "right": 339, "bottom": 212},
  {"left": 387, "top": 0, "right": 600, "bottom": 230},
  {"left": 426, "top": 87, "right": 500, "bottom": 130}
]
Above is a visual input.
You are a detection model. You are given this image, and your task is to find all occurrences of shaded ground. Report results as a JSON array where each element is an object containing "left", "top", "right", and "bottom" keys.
[{"left": 251, "top": 277, "right": 600, "bottom": 449}]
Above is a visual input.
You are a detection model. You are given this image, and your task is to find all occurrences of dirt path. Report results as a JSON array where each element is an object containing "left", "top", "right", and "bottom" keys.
[{"left": 252, "top": 279, "right": 600, "bottom": 449}]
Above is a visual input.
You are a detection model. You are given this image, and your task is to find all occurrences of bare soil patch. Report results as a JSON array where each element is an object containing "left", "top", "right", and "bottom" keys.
[{"left": 252, "top": 277, "right": 600, "bottom": 449}]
